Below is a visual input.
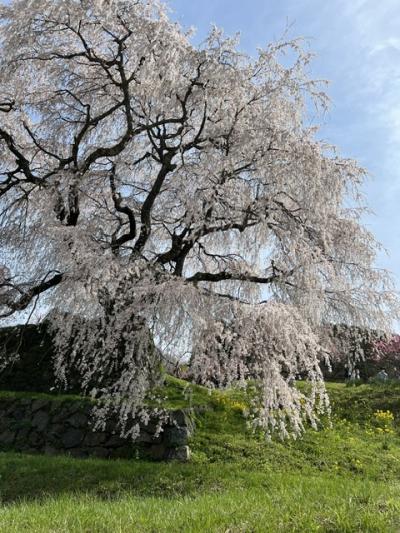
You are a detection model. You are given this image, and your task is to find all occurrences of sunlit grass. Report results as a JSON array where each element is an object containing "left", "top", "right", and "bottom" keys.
[{"left": 1, "top": 380, "right": 400, "bottom": 531}]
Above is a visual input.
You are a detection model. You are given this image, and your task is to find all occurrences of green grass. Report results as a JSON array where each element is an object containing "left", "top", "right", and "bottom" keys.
[
  {"left": 1, "top": 379, "right": 400, "bottom": 531},
  {"left": 0, "top": 389, "right": 84, "bottom": 402},
  {"left": 1, "top": 475, "right": 399, "bottom": 532}
]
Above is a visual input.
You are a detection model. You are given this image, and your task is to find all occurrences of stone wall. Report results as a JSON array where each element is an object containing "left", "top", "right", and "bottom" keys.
[
  {"left": 0, "top": 322, "right": 160, "bottom": 394},
  {"left": 0, "top": 395, "right": 194, "bottom": 461},
  {"left": 0, "top": 324, "right": 60, "bottom": 393}
]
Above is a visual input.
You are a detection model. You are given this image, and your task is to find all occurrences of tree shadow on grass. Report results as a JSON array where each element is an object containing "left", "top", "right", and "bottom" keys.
[{"left": 0, "top": 451, "right": 228, "bottom": 504}]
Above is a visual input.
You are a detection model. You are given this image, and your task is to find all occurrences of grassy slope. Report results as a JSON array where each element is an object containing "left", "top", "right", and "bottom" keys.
[{"left": 1, "top": 379, "right": 400, "bottom": 532}]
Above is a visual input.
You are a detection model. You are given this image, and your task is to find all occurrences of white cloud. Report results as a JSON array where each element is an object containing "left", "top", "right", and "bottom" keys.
[{"left": 369, "top": 37, "right": 400, "bottom": 56}]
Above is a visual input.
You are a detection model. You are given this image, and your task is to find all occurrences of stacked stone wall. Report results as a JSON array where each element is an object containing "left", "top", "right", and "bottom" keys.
[{"left": 0, "top": 395, "right": 193, "bottom": 461}]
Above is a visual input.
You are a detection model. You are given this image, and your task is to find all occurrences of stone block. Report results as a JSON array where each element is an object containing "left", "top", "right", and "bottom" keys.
[
  {"left": 104, "top": 434, "right": 126, "bottom": 448},
  {"left": 169, "top": 409, "right": 195, "bottom": 432},
  {"left": 11, "top": 408, "right": 27, "bottom": 421},
  {"left": 31, "top": 399, "right": 50, "bottom": 412},
  {"left": 28, "top": 431, "right": 43, "bottom": 447},
  {"left": 136, "top": 431, "right": 161, "bottom": 444},
  {"left": 32, "top": 410, "right": 50, "bottom": 431},
  {"left": 43, "top": 445, "right": 58, "bottom": 456},
  {"left": 109, "top": 445, "right": 133, "bottom": 459},
  {"left": 165, "top": 445, "right": 191, "bottom": 462},
  {"left": 148, "top": 444, "right": 167, "bottom": 460},
  {"left": 69, "top": 448, "right": 89, "bottom": 458},
  {"left": 14, "top": 427, "right": 31, "bottom": 445},
  {"left": 0, "top": 429, "right": 16, "bottom": 446},
  {"left": 92, "top": 447, "right": 110, "bottom": 458},
  {"left": 61, "top": 428, "right": 84, "bottom": 448},
  {"left": 0, "top": 417, "right": 11, "bottom": 432},
  {"left": 163, "top": 427, "right": 190, "bottom": 447},
  {"left": 140, "top": 418, "right": 162, "bottom": 434},
  {"left": 47, "top": 423, "right": 65, "bottom": 438},
  {"left": 68, "top": 412, "right": 88, "bottom": 428},
  {"left": 84, "top": 430, "right": 107, "bottom": 447},
  {"left": 51, "top": 410, "right": 68, "bottom": 424}
]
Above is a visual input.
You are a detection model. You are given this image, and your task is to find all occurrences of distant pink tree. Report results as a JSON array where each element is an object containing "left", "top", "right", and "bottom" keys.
[{"left": 372, "top": 335, "right": 400, "bottom": 378}]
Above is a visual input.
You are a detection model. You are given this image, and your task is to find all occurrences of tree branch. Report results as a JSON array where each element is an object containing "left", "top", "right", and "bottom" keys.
[
  {"left": 0, "top": 272, "right": 63, "bottom": 318},
  {"left": 109, "top": 165, "right": 137, "bottom": 252}
]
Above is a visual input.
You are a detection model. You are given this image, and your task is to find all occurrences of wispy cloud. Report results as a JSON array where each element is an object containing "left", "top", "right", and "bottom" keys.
[{"left": 169, "top": 0, "right": 400, "bottom": 284}]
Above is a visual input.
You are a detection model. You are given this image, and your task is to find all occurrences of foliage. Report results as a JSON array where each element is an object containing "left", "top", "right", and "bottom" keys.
[
  {"left": 190, "top": 305, "right": 329, "bottom": 438},
  {"left": 318, "top": 325, "right": 400, "bottom": 381},
  {"left": 371, "top": 334, "right": 400, "bottom": 378},
  {"left": 318, "top": 323, "right": 389, "bottom": 381},
  {"left": 371, "top": 409, "right": 395, "bottom": 436},
  {"left": 0, "top": 0, "right": 398, "bottom": 437}
]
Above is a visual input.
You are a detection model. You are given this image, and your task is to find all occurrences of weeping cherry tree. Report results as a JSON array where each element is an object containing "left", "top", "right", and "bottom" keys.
[{"left": 0, "top": 0, "right": 397, "bottom": 438}]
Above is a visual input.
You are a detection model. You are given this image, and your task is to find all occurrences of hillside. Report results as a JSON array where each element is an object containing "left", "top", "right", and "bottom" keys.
[{"left": 0, "top": 379, "right": 400, "bottom": 531}]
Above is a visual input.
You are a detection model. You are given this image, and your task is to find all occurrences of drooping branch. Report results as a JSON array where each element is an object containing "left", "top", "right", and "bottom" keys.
[
  {"left": 0, "top": 126, "right": 43, "bottom": 186},
  {"left": 0, "top": 272, "right": 63, "bottom": 318},
  {"left": 0, "top": 100, "right": 15, "bottom": 113}
]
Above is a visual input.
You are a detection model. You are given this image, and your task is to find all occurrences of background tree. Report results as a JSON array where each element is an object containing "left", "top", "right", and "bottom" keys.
[
  {"left": 371, "top": 335, "right": 400, "bottom": 380},
  {"left": 0, "top": 0, "right": 397, "bottom": 438},
  {"left": 318, "top": 323, "right": 388, "bottom": 382}
]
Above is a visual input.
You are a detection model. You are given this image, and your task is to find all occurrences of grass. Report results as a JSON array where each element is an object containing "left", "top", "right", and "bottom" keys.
[
  {"left": 0, "top": 390, "right": 84, "bottom": 402},
  {"left": 2, "top": 475, "right": 399, "bottom": 532},
  {"left": 1, "top": 379, "right": 400, "bottom": 531}
]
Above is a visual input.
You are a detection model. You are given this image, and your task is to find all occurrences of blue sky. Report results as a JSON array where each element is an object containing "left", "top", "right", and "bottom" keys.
[{"left": 168, "top": 0, "right": 400, "bottom": 289}]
